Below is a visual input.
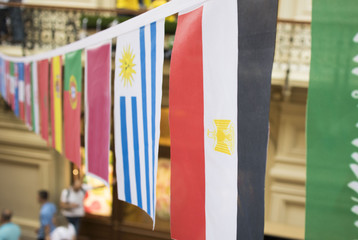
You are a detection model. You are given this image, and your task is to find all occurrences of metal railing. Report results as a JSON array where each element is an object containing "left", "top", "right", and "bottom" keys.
[
  {"left": 0, "top": 2, "right": 145, "bottom": 53},
  {"left": 0, "top": 3, "right": 312, "bottom": 89}
]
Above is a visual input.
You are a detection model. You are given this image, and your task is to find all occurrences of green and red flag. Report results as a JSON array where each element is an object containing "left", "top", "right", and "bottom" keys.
[
  {"left": 306, "top": 0, "right": 358, "bottom": 239},
  {"left": 64, "top": 50, "right": 82, "bottom": 167}
]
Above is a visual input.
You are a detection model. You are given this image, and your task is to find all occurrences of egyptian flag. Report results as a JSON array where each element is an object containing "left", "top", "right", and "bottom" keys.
[
  {"left": 50, "top": 56, "right": 63, "bottom": 153},
  {"left": 64, "top": 50, "right": 82, "bottom": 167},
  {"left": 38, "top": 59, "right": 49, "bottom": 143},
  {"left": 169, "top": 0, "right": 278, "bottom": 239},
  {"left": 18, "top": 63, "right": 25, "bottom": 121}
]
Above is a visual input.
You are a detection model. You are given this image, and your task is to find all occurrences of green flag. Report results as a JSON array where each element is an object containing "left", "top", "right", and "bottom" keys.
[
  {"left": 64, "top": 50, "right": 82, "bottom": 167},
  {"left": 306, "top": 0, "right": 358, "bottom": 239}
]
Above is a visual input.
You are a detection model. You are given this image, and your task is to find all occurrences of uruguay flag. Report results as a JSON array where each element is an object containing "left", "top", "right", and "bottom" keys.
[{"left": 114, "top": 20, "right": 165, "bottom": 223}]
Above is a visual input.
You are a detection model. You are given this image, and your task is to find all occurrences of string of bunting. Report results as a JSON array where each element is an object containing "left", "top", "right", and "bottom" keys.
[
  {"left": 0, "top": 0, "right": 279, "bottom": 239},
  {"left": 0, "top": 0, "right": 208, "bottom": 226}
]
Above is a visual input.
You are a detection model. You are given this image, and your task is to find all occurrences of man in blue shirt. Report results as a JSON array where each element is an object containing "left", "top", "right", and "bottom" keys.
[
  {"left": 37, "top": 190, "right": 56, "bottom": 240},
  {"left": 0, "top": 209, "right": 21, "bottom": 240}
]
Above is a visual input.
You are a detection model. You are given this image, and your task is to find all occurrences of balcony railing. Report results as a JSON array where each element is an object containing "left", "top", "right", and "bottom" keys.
[{"left": 0, "top": 3, "right": 311, "bottom": 89}]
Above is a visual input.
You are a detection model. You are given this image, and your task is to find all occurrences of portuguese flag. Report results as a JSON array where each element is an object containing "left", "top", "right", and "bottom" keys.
[{"left": 64, "top": 50, "right": 82, "bottom": 167}]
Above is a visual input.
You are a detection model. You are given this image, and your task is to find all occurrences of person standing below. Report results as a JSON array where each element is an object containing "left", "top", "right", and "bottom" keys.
[
  {"left": 0, "top": 209, "right": 21, "bottom": 240},
  {"left": 60, "top": 179, "right": 90, "bottom": 234},
  {"left": 37, "top": 190, "right": 57, "bottom": 240},
  {"left": 45, "top": 213, "right": 76, "bottom": 240}
]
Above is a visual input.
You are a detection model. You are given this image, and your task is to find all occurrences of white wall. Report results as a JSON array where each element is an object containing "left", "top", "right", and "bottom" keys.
[{"left": 278, "top": 0, "right": 312, "bottom": 21}]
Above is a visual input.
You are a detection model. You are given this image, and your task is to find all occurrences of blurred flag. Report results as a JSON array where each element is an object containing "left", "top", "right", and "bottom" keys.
[
  {"left": 116, "top": 0, "right": 139, "bottom": 10},
  {"left": 25, "top": 63, "right": 32, "bottom": 130},
  {"left": 9, "top": 62, "right": 15, "bottom": 109},
  {"left": 5, "top": 61, "right": 11, "bottom": 105},
  {"left": 64, "top": 50, "right": 82, "bottom": 167},
  {"left": 18, "top": 63, "right": 25, "bottom": 121},
  {"left": 50, "top": 56, "right": 63, "bottom": 153},
  {"left": 0, "top": 58, "right": 3, "bottom": 98},
  {"left": 13, "top": 63, "right": 20, "bottom": 117},
  {"left": 114, "top": 20, "right": 165, "bottom": 222},
  {"left": 169, "top": 0, "right": 277, "bottom": 239},
  {"left": 143, "top": 0, "right": 151, "bottom": 8},
  {"left": 38, "top": 59, "right": 49, "bottom": 143},
  {"left": 85, "top": 42, "right": 111, "bottom": 185},
  {"left": 31, "top": 62, "right": 40, "bottom": 134},
  {"left": 0, "top": 58, "right": 5, "bottom": 100}
]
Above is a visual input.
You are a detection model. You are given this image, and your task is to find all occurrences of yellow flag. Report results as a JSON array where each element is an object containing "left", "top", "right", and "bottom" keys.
[{"left": 51, "top": 56, "right": 63, "bottom": 153}]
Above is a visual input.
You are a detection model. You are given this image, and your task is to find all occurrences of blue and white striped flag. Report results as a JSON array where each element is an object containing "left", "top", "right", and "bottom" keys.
[{"left": 114, "top": 20, "right": 165, "bottom": 223}]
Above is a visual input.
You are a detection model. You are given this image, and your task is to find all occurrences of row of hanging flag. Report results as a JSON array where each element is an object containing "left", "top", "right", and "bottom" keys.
[
  {"left": 0, "top": 0, "right": 278, "bottom": 239},
  {"left": 0, "top": 47, "right": 110, "bottom": 180}
]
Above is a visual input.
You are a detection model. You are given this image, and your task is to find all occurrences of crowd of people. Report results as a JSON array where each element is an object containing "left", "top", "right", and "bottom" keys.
[{"left": 0, "top": 179, "right": 91, "bottom": 240}]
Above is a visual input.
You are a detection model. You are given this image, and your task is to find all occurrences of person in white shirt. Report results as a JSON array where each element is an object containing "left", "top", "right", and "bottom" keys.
[
  {"left": 60, "top": 179, "right": 91, "bottom": 234},
  {"left": 46, "top": 213, "right": 76, "bottom": 240}
]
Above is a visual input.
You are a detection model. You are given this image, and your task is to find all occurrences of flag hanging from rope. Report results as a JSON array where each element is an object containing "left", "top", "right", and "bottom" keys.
[
  {"left": 31, "top": 62, "right": 40, "bottom": 134},
  {"left": 9, "top": 62, "right": 15, "bottom": 109},
  {"left": 236, "top": 0, "right": 277, "bottom": 238},
  {"left": 25, "top": 63, "right": 32, "bottom": 130},
  {"left": 18, "top": 63, "right": 25, "bottom": 121},
  {"left": 170, "top": 4, "right": 238, "bottom": 239},
  {"left": 306, "top": 0, "right": 358, "bottom": 239},
  {"left": 51, "top": 56, "right": 63, "bottom": 153},
  {"left": 169, "top": 0, "right": 278, "bottom": 239},
  {"left": 114, "top": 20, "right": 165, "bottom": 222},
  {"left": 64, "top": 50, "right": 82, "bottom": 167},
  {"left": 5, "top": 61, "right": 10, "bottom": 105},
  {"left": 0, "top": 58, "right": 5, "bottom": 100},
  {"left": 38, "top": 59, "right": 49, "bottom": 143},
  {"left": 85, "top": 42, "right": 111, "bottom": 185},
  {"left": 11, "top": 62, "right": 19, "bottom": 117}
]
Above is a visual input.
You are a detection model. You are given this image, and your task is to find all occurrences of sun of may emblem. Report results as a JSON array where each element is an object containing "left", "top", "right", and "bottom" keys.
[{"left": 119, "top": 45, "right": 136, "bottom": 87}]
